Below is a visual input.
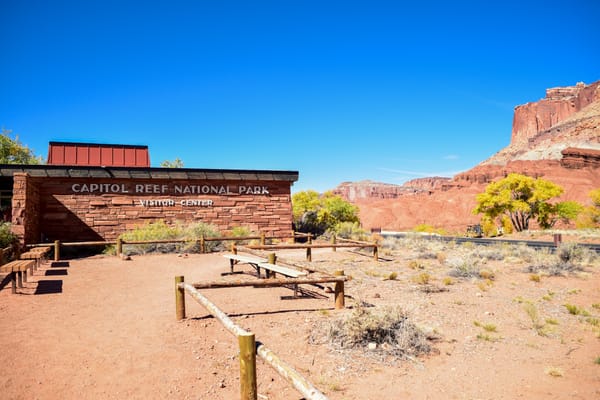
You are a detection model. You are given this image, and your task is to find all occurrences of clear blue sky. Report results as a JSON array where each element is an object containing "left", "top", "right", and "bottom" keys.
[{"left": 1, "top": 1, "right": 599, "bottom": 192}]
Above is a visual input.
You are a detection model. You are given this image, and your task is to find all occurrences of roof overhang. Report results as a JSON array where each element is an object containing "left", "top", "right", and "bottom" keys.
[{"left": 0, "top": 165, "right": 299, "bottom": 182}]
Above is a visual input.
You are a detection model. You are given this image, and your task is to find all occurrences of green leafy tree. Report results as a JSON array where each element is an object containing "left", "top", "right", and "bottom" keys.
[
  {"left": 0, "top": 128, "right": 43, "bottom": 164},
  {"left": 160, "top": 158, "right": 184, "bottom": 168},
  {"left": 473, "top": 173, "right": 569, "bottom": 232},
  {"left": 576, "top": 188, "right": 600, "bottom": 228},
  {"left": 537, "top": 200, "right": 583, "bottom": 229},
  {"left": 292, "top": 190, "right": 360, "bottom": 236}
]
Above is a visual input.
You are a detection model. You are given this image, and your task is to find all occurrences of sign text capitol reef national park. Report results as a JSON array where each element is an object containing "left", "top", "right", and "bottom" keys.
[
  {"left": 70, "top": 183, "right": 271, "bottom": 207},
  {"left": 71, "top": 183, "right": 270, "bottom": 195}
]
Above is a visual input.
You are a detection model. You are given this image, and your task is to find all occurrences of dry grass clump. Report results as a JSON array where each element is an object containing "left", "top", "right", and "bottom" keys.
[
  {"left": 446, "top": 255, "right": 481, "bottom": 278},
  {"left": 526, "top": 244, "right": 590, "bottom": 276},
  {"left": 474, "top": 246, "right": 505, "bottom": 261},
  {"left": 380, "top": 235, "right": 449, "bottom": 255},
  {"left": 310, "top": 305, "right": 431, "bottom": 361},
  {"left": 505, "top": 243, "right": 538, "bottom": 261},
  {"left": 412, "top": 272, "right": 431, "bottom": 285},
  {"left": 523, "top": 301, "right": 554, "bottom": 337}
]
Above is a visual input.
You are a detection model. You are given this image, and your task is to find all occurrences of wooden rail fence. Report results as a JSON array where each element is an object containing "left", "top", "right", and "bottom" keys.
[
  {"left": 175, "top": 277, "right": 329, "bottom": 400},
  {"left": 245, "top": 240, "right": 379, "bottom": 261},
  {"left": 25, "top": 232, "right": 374, "bottom": 263},
  {"left": 25, "top": 232, "right": 313, "bottom": 260}
]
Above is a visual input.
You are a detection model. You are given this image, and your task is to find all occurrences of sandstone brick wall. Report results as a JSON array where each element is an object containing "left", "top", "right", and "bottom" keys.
[
  {"left": 11, "top": 173, "right": 42, "bottom": 244},
  {"left": 19, "top": 176, "right": 294, "bottom": 243}
]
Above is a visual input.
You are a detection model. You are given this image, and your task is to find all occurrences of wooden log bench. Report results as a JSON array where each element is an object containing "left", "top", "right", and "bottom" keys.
[{"left": 0, "top": 260, "right": 35, "bottom": 294}]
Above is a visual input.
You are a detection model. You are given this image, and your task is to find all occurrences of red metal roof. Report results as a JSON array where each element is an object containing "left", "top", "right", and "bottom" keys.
[{"left": 47, "top": 142, "right": 150, "bottom": 167}]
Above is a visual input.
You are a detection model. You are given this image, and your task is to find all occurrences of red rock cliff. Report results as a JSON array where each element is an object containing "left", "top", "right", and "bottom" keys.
[
  {"left": 332, "top": 80, "right": 600, "bottom": 232},
  {"left": 511, "top": 81, "right": 600, "bottom": 145}
]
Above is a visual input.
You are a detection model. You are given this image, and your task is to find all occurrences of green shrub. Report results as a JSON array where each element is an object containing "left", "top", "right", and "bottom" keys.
[
  {"left": 228, "top": 226, "right": 254, "bottom": 245},
  {"left": 0, "top": 222, "right": 18, "bottom": 248},
  {"left": 413, "top": 224, "right": 447, "bottom": 235},
  {"left": 119, "top": 220, "right": 222, "bottom": 254},
  {"left": 332, "top": 221, "right": 368, "bottom": 240},
  {"left": 292, "top": 190, "right": 359, "bottom": 236},
  {"left": 181, "top": 222, "right": 222, "bottom": 252},
  {"left": 481, "top": 216, "right": 498, "bottom": 237}
]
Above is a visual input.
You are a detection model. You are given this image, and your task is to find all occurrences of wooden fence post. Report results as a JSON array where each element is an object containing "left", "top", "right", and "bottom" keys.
[
  {"left": 54, "top": 240, "right": 60, "bottom": 262},
  {"left": 331, "top": 234, "right": 336, "bottom": 252},
  {"left": 238, "top": 332, "right": 257, "bottom": 400},
  {"left": 334, "top": 270, "right": 345, "bottom": 309},
  {"left": 267, "top": 253, "right": 276, "bottom": 278},
  {"left": 175, "top": 276, "right": 186, "bottom": 320},
  {"left": 0, "top": 248, "right": 4, "bottom": 265},
  {"left": 116, "top": 237, "right": 122, "bottom": 256},
  {"left": 306, "top": 247, "right": 312, "bottom": 262},
  {"left": 260, "top": 233, "right": 266, "bottom": 246},
  {"left": 231, "top": 242, "right": 237, "bottom": 254},
  {"left": 373, "top": 241, "right": 378, "bottom": 261},
  {"left": 200, "top": 235, "right": 206, "bottom": 254}
]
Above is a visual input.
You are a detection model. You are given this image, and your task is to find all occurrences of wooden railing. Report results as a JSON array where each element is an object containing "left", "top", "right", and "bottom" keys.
[
  {"left": 175, "top": 276, "right": 329, "bottom": 400},
  {"left": 244, "top": 235, "right": 379, "bottom": 261},
  {"left": 24, "top": 233, "right": 376, "bottom": 262}
]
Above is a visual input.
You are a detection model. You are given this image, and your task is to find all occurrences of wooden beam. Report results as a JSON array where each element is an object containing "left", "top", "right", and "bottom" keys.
[
  {"left": 246, "top": 243, "right": 375, "bottom": 250},
  {"left": 190, "top": 276, "right": 347, "bottom": 289}
]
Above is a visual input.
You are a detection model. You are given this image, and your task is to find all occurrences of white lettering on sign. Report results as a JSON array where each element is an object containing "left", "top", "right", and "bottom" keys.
[
  {"left": 174, "top": 185, "right": 234, "bottom": 195},
  {"left": 139, "top": 199, "right": 176, "bottom": 207},
  {"left": 180, "top": 199, "right": 213, "bottom": 206},
  {"left": 138, "top": 199, "right": 214, "bottom": 207},
  {"left": 70, "top": 182, "right": 271, "bottom": 195},
  {"left": 72, "top": 183, "right": 129, "bottom": 193},
  {"left": 239, "top": 186, "right": 269, "bottom": 195},
  {"left": 135, "top": 184, "right": 168, "bottom": 194}
]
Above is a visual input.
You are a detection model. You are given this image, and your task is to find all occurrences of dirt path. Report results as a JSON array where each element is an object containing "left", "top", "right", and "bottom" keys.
[{"left": 1, "top": 249, "right": 599, "bottom": 399}]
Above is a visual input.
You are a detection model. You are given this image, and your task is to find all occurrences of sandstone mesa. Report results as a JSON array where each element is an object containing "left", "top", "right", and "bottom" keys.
[{"left": 333, "top": 80, "right": 600, "bottom": 232}]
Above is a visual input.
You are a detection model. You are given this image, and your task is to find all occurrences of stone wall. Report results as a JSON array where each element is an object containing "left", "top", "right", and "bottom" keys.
[
  {"left": 11, "top": 173, "right": 42, "bottom": 244},
  {"left": 21, "top": 176, "right": 294, "bottom": 243}
]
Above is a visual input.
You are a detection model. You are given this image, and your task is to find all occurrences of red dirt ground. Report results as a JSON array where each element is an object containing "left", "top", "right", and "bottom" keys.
[{"left": 1, "top": 247, "right": 599, "bottom": 399}]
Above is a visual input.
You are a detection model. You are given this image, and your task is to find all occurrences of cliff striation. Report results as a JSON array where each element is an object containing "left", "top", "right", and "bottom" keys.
[{"left": 511, "top": 81, "right": 600, "bottom": 146}]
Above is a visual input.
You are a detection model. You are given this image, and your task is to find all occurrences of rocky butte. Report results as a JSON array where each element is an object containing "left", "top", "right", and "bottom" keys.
[{"left": 332, "top": 80, "right": 600, "bottom": 232}]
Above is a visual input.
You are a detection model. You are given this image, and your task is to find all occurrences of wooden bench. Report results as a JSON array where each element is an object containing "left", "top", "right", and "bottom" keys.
[
  {"left": 0, "top": 260, "right": 35, "bottom": 294},
  {"left": 222, "top": 254, "right": 267, "bottom": 275},
  {"left": 258, "top": 262, "right": 308, "bottom": 297},
  {"left": 222, "top": 253, "right": 309, "bottom": 296},
  {"left": 20, "top": 251, "right": 44, "bottom": 271},
  {"left": 257, "top": 262, "right": 307, "bottom": 278}
]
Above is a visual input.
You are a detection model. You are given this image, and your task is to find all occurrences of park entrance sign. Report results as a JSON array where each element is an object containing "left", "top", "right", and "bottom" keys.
[{"left": 0, "top": 142, "right": 298, "bottom": 244}]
